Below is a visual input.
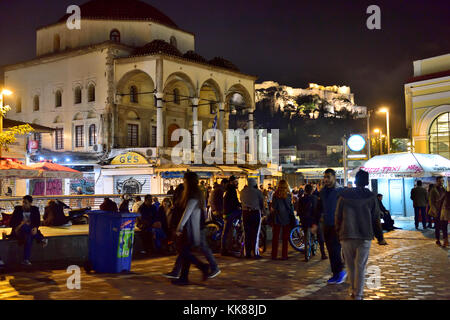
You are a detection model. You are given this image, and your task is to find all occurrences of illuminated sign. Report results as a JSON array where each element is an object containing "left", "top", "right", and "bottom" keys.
[
  {"left": 347, "top": 134, "right": 366, "bottom": 152},
  {"left": 111, "top": 152, "right": 148, "bottom": 165}
]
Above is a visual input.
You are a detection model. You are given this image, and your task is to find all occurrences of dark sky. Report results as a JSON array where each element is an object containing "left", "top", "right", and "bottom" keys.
[{"left": 0, "top": 0, "right": 449, "bottom": 137}]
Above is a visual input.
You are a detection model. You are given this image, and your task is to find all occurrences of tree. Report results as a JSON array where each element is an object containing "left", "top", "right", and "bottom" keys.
[{"left": 0, "top": 103, "right": 34, "bottom": 153}]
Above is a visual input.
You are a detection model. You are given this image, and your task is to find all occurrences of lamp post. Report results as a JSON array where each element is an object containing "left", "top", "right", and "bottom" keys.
[
  {"left": 374, "top": 128, "right": 382, "bottom": 155},
  {"left": 366, "top": 110, "right": 373, "bottom": 159},
  {"left": 379, "top": 108, "right": 390, "bottom": 153},
  {"left": 0, "top": 89, "right": 13, "bottom": 158}
]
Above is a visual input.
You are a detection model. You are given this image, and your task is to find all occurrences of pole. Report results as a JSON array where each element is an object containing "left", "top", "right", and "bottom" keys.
[
  {"left": 379, "top": 130, "right": 382, "bottom": 155},
  {"left": 342, "top": 136, "right": 348, "bottom": 186},
  {"left": 386, "top": 111, "right": 390, "bottom": 154},
  {"left": 366, "top": 111, "right": 371, "bottom": 159}
]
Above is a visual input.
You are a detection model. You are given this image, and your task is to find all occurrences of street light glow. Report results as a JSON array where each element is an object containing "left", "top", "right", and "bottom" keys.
[
  {"left": 1, "top": 89, "right": 13, "bottom": 96},
  {"left": 373, "top": 128, "right": 380, "bottom": 133},
  {"left": 379, "top": 107, "right": 388, "bottom": 113}
]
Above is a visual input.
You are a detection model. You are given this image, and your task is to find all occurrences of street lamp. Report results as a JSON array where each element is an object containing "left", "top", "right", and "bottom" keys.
[
  {"left": 379, "top": 107, "right": 390, "bottom": 153},
  {"left": 0, "top": 88, "right": 13, "bottom": 158},
  {"left": 374, "top": 128, "right": 382, "bottom": 155}
]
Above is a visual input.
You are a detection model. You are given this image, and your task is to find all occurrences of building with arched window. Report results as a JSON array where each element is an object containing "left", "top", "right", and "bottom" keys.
[
  {"left": 405, "top": 53, "right": 450, "bottom": 159},
  {"left": 3, "top": 0, "right": 270, "bottom": 195}
]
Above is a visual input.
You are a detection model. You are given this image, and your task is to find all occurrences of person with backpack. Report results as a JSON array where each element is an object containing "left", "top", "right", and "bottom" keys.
[{"left": 297, "top": 184, "right": 327, "bottom": 261}]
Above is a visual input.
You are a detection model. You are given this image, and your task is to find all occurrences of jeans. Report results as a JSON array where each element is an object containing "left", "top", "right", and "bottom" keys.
[
  {"left": 341, "top": 239, "right": 371, "bottom": 299},
  {"left": 18, "top": 224, "right": 44, "bottom": 261},
  {"left": 172, "top": 229, "right": 218, "bottom": 274},
  {"left": 271, "top": 224, "right": 290, "bottom": 259},
  {"left": 178, "top": 244, "right": 207, "bottom": 281},
  {"left": 435, "top": 217, "right": 449, "bottom": 241},
  {"left": 414, "top": 207, "right": 427, "bottom": 228},
  {"left": 221, "top": 209, "right": 241, "bottom": 253},
  {"left": 323, "top": 225, "right": 344, "bottom": 276},
  {"left": 242, "top": 210, "right": 262, "bottom": 257}
]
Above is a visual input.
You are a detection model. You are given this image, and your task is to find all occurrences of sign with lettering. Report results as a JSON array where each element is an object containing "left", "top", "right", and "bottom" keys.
[{"left": 111, "top": 152, "right": 148, "bottom": 165}]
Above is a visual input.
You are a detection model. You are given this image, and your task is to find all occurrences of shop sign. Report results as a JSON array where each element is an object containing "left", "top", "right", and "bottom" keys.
[{"left": 111, "top": 152, "right": 148, "bottom": 165}]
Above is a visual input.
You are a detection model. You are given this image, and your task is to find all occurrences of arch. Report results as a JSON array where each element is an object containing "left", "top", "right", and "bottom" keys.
[
  {"left": 110, "top": 29, "right": 120, "bottom": 43},
  {"left": 53, "top": 115, "right": 63, "bottom": 123},
  {"left": 74, "top": 86, "right": 82, "bottom": 104},
  {"left": 53, "top": 34, "right": 60, "bottom": 52},
  {"left": 33, "top": 95, "right": 40, "bottom": 111},
  {"left": 199, "top": 78, "right": 223, "bottom": 103},
  {"left": 73, "top": 112, "right": 84, "bottom": 121},
  {"left": 55, "top": 90, "right": 62, "bottom": 107},
  {"left": 226, "top": 83, "right": 252, "bottom": 110},
  {"left": 116, "top": 69, "right": 155, "bottom": 107},
  {"left": 167, "top": 123, "right": 180, "bottom": 147},
  {"left": 163, "top": 72, "right": 196, "bottom": 98},
  {"left": 127, "top": 110, "right": 140, "bottom": 120},
  {"left": 87, "top": 83, "right": 95, "bottom": 102},
  {"left": 428, "top": 111, "right": 450, "bottom": 159},
  {"left": 417, "top": 104, "right": 450, "bottom": 136}
]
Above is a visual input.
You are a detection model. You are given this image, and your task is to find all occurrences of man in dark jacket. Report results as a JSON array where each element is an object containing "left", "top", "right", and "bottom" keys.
[
  {"left": 411, "top": 180, "right": 429, "bottom": 229},
  {"left": 297, "top": 184, "right": 327, "bottom": 261},
  {"left": 313, "top": 168, "right": 346, "bottom": 284},
  {"left": 377, "top": 194, "right": 397, "bottom": 231},
  {"left": 335, "top": 170, "right": 387, "bottom": 300},
  {"left": 137, "top": 195, "right": 158, "bottom": 255},
  {"left": 221, "top": 175, "right": 241, "bottom": 256},
  {"left": 209, "top": 179, "right": 227, "bottom": 217},
  {"left": 9, "top": 195, "right": 48, "bottom": 265}
]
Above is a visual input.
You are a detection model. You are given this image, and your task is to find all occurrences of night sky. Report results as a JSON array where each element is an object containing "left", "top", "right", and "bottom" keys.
[{"left": 0, "top": 0, "right": 449, "bottom": 137}]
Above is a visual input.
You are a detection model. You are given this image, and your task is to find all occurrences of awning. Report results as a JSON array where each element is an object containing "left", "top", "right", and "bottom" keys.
[
  {"left": 260, "top": 167, "right": 282, "bottom": 177},
  {"left": 354, "top": 153, "right": 450, "bottom": 178},
  {"left": 29, "top": 161, "right": 83, "bottom": 179},
  {"left": 0, "top": 158, "right": 42, "bottom": 178}
]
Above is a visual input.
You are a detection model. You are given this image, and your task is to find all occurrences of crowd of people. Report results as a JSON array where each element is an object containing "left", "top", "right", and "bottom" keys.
[{"left": 0, "top": 169, "right": 448, "bottom": 300}]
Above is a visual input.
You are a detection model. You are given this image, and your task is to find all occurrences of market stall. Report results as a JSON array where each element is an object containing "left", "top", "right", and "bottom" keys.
[{"left": 357, "top": 152, "right": 450, "bottom": 216}]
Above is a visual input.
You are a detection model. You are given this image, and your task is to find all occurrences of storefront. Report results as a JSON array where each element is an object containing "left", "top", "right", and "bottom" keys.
[{"left": 99, "top": 151, "right": 157, "bottom": 195}]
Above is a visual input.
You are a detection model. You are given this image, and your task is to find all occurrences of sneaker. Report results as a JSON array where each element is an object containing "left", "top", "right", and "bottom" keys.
[
  {"left": 327, "top": 275, "right": 338, "bottom": 284},
  {"left": 335, "top": 270, "right": 348, "bottom": 284},
  {"left": 208, "top": 269, "right": 221, "bottom": 279},
  {"left": 41, "top": 239, "right": 48, "bottom": 248},
  {"left": 163, "top": 271, "right": 180, "bottom": 279},
  {"left": 21, "top": 260, "right": 32, "bottom": 266}
]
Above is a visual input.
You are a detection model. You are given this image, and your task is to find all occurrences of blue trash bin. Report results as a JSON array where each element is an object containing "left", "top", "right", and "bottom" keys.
[{"left": 87, "top": 210, "right": 138, "bottom": 273}]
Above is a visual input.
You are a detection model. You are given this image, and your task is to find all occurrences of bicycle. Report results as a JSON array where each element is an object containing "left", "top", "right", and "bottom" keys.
[
  {"left": 289, "top": 219, "right": 319, "bottom": 260},
  {"left": 205, "top": 211, "right": 266, "bottom": 256}
]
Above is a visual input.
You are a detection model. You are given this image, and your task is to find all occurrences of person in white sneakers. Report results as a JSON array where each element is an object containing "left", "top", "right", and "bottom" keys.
[{"left": 8, "top": 195, "right": 48, "bottom": 266}]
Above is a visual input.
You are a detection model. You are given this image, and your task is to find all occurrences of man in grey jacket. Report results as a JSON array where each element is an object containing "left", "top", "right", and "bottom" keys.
[
  {"left": 240, "top": 178, "right": 265, "bottom": 259},
  {"left": 335, "top": 170, "right": 387, "bottom": 300}
]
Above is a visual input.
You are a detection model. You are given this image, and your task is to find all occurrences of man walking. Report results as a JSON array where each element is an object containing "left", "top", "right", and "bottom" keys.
[
  {"left": 313, "top": 168, "right": 346, "bottom": 284},
  {"left": 221, "top": 176, "right": 241, "bottom": 256},
  {"left": 209, "top": 179, "right": 227, "bottom": 218},
  {"left": 411, "top": 180, "right": 428, "bottom": 229},
  {"left": 240, "top": 178, "right": 265, "bottom": 259},
  {"left": 335, "top": 170, "right": 387, "bottom": 300}
]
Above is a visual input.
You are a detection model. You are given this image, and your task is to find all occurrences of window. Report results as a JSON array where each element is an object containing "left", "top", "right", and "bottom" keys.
[
  {"left": 74, "top": 86, "right": 82, "bottom": 104},
  {"left": 429, "top": 112, "right": 450, "bottom": 159},
  {"left": 16, "top": 96, "right": 21, "bottom": 113},
  {"left": 33, "top": 95, "right": 40, "bottom": 111},
  {"left": 151, "top": 126, "right": 157, "bottom": 147},
  {"left": 210, "top": 102, "right": 216, "bottom": 114},
  {"left": 170, "top": 36, "right": 177, "bottom": 48},
  {"left": 130, "top": 85, "right": 138, "bottom": 103},
  {"left": 33, "top": 133, "right": 42, "bottom": 150},
  {"left": 127, "top": 124, "right": 139, "bottom": 147},
  {"left": 55, "top": 90, "right": 62, "bottom": 107},
  {"left": 110, "top": 29, "right": 120, "bottom": 43},
  {"left": 173, "top": 88, "right": 180, "bottom": 105},
  {"left": 89, "top": 124, "right": 97, "bottom": 146},
  {"left": 53, "top": 34, "right": 60, "bottom": 52},
  {"left": 55, "top": 128, "right": 64, "bottom": 150},
  {"left": 75, "top": 125, "right": 84, "bottom": 148},
  {"left": 87, "top": 84, "right": 95, "bottom": 102}
]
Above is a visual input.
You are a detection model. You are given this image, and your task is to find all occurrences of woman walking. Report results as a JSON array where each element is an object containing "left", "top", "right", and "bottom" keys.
[
  {"left": 172, "top": 171, "right": 209, "bottom": 285},
  {"left": 271, "top": 180, "right": 295, "bottom": 260},
  {"left": 439, "top": 189, "right": 450, "bottom": 248}
]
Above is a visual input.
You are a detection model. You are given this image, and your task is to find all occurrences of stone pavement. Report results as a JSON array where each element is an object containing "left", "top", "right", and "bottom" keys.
[{"left": 0, "top": 222, "right": 448, "bottom": 300}]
